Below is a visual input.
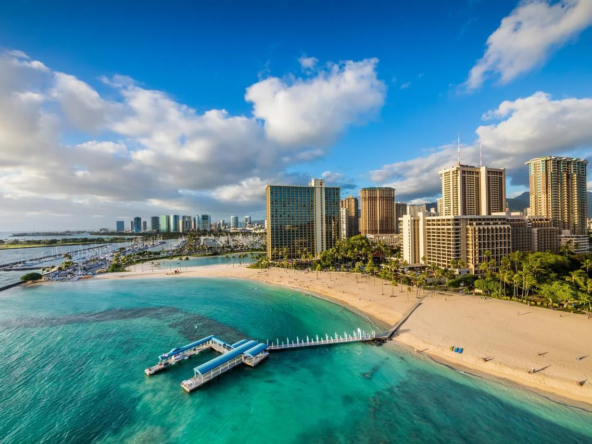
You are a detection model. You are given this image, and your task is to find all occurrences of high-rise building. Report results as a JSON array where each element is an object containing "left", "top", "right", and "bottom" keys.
[
  {"left": 340, "top": 195, "right": 359, "bottom": 238},
  {"left": 526, "top": 156, "right": 588, "bottom": 235},
  {"left": 129, "top": 221, "right": 134, "bottom": 232},
  {"left": 170, "top": 215, "right": 180, "bottom": 233},
  {"left": 244, "top": 215, "right": 251, "bottom": 227},
  {"left": 439, "top": 165, "right": 506, "bottom": 216},
  {"left": 197, "top": 215, "right": 211, "bottom": 231},
  {"left": 394, "top": 203, "right": 407, "bottom": 234},
  {"left": 360, "top": 187, "right": 396, "bottom": 235},
  {"left": 133, "top": 217, "right": 142, "bottom": 233},
  {"left": 151, "top": 216, "right": 160, "bottom": 232},
  {"left": 180, "top": 216, "right": 192, "bottom": 233},
  {"left": 159, "top": 215, "right": 170, "bottom": 233},
  {"left": 402, "top": 213, "right": 512, "bottom": 273},
  {"left": 142, "top": 221, "right": 147, "bottom": 231},
  {"left": 116, "top": 221, "right": 124, "bottom": 232},
  {"left": 436, "top": 198, "right": 443, "bottom": 216},
  {"left": 230, "top": 216, "right": 239, "bottom": 229},
  {"left": 266, "top": 178, "right": 340, "bottom": 259}
]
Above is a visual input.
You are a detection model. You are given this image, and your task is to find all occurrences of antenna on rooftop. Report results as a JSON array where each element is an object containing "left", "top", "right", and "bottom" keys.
[
  {"left": 457, "top": 132, "right": 461, "bottom": 166},
  {"left": 479, "top": 141, "right": 483, "bottom": 167}
]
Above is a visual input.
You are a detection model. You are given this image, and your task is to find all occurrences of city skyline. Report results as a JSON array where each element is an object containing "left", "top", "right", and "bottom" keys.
[{"left": 1, "top": 0, "right": 592, "bottom": 230}]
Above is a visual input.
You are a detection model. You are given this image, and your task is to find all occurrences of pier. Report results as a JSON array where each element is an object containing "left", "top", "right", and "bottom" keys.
[{"left": 267, "top": 329, "right": 376, "bottom": 351}]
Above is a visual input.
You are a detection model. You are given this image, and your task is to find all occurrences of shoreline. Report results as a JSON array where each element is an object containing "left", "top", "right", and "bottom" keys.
[{"left": 94, "top": 263, "right": 592, "bottom": 408}]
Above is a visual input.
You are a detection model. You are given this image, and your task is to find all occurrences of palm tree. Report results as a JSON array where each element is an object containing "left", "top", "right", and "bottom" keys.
[
  {"left": 581, "top": 259, "right": 592, "bottom": 275},
  {"left": 560, "top": 240, "right": 574, "bottom": 257}
]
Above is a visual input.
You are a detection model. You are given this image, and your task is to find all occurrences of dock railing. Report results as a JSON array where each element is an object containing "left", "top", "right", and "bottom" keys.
[{"left": 267, "top": 329, "right": 375, "bottom": 351}]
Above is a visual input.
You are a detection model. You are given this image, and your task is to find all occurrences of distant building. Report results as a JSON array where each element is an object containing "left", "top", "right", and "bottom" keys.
[
  {"left": 526, "top": 156, "right": 588, "bottom": 235},
  {"left": 266, "top": 178, "right": 340, "bottom": 259},
  {"left": 340, "top": 195, "right": 359, "bottom": 238},
  {"left": 142, "top": 221, "right": 147, "bottom": 231},
  {"left": 197, "top": 214, "right": 211, "bottom": 231},
  {"left": 407, "top": 204, "right": 426, "bottom": 217},
  {"left": 170, "top": 215, "right": 180, "bottom": 233},
  {"left": 360, "top": 187, "right": 396, "bottom": 235},
  {"left": 116, "top": 221, "right": 124, "bottom": 232},
  {"left": 133, "top": 217, "right": 142, "bottom": 233},
  {"left": 436, "top": 198, "right": 443, "bottom": 216},
  {"left": 151, "top": 216, "right": 160, "bottom": 232},
  {"left": 439, "top": 165, "right": 506, "bottom": 216},
  {"left": 159, "top": 215, "right": 170, "bottom": 233},
  {"left": 129, "top": 221, "right": 134, "bottom": 232},
  {"left": 230, "top": 216, "right": 239, "bottom": 229},
  {"left": 244, "top": 215, "right": 251, "bottom": 227},
  {"left": 394, "top": 203, "right": 407, "bottom": 234}
]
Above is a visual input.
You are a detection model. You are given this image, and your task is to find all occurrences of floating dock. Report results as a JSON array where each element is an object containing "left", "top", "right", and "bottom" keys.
[
  {"left": 180, "top": 339, "right": 269, "bottom": 392},
  {"left": 145, "top": 335, "right": 233, "bottom": 375}
]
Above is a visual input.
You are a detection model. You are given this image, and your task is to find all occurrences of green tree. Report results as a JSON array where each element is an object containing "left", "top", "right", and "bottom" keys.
[{"left": 21, "top": 272, "right": 43, "bottom": 282}]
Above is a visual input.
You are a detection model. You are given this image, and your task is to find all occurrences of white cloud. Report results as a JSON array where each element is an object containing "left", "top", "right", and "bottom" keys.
[
  {"left": 298, "top": 55, "right": 318, "bottom": 72},
  {"left": 321, "top": 171, "right": 344, "bottom": 182},
  {"left": 0, "top": 50, "right": 385, "bottom": 229},
  {"left": 52, "top": 72, "right": 110, "bottom": 132},
  {"left": 372, "top": 91, "right": 592, "bottom": 200},
  {"left": 245, "top": 58, "right": 386, "bottom": 147},
  {"left": 465, "top": 0, "right": 592, "bottom": 90},
  {"left": 400, "top": 82, "right": 411, "bottom": 89},
  {"left": 212, "top": 178, "right": 268, "bottom": 203}
]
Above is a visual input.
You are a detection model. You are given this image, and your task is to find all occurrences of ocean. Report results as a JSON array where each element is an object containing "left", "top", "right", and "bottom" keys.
[{"left": 0, "top": 277, "right": 591, "bottom": 443}]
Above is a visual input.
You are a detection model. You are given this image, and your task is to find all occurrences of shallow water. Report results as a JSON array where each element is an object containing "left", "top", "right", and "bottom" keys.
[{"left": 0, "top": 278, "right": 591, "bottom": 443}]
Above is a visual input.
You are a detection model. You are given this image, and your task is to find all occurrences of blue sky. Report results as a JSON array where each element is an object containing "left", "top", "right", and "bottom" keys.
[{"left": 0, "top": 0, "right": 591, "bottom": 229}]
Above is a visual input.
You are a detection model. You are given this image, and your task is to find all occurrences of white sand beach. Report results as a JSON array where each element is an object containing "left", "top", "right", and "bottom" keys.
[{"left": 95, "top": 263, "right": 592, "bottom": 406}]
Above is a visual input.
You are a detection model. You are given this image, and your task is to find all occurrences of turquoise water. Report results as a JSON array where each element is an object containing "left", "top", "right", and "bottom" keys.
[
  {"left": 151, "top": 253, "right": 257, "bottom": 271},
  {"left": 1, "top": 278, "right": 591, "bottom": 443}
]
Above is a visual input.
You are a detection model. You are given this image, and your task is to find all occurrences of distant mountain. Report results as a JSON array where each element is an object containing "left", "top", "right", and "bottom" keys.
[
  {"left": 506, "top": 192, "right": 530, "bottom": 213},
  {"left": 507, "top": 191, "right": 592, "bottom": 218}
]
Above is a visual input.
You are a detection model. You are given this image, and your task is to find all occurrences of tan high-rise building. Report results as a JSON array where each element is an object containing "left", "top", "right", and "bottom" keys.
[
  {"left": 402, "top": 213, "right": 511, "bottom": 273},
  {"left": 526, "top": 156, "right": 588, "bottom": 235},
  {"left": 360, "top": 187, "right": 396, "bottom": 235},
  {"left": 340, "top": 196, "right": 359, "bottom": 238},
  {"left": 439, "top": 165, "right": 506, "bottom": 216}
]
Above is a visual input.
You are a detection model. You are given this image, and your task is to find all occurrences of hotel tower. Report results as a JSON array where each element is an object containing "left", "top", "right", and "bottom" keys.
[
  {"left": 526, "top": 156, "right": 588, "bottom": 236},
  {"left": 360, "top": 187, "right": 396, "bottom": 235},
  {"left": 266, "top": 179, "right": 340, "bottom": 259},
  {"left": 439, "top": 165, "right": 506, "bottom": 216}
]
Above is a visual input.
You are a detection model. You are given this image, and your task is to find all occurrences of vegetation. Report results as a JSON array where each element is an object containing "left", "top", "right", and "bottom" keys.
[
  {"left": 20, "top": 272, "right": 43, "bottom": 283},
  {"left": 253, "top": 235, "right": 592, "bottom": 312}
]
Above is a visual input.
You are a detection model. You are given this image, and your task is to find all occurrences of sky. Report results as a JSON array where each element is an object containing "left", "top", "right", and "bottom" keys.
[{"left": 0, "top": 0, "right": 591, "bottom": 230}]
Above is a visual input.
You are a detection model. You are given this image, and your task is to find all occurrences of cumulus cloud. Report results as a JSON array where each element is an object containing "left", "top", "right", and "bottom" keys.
[
  {"left": 245, "top": 58, "right": 386, "bottom": 147},
  {"left": 372, "top": 91, "right": 592, "bottom": 200},
  {"left": 321, "top": 171, "right": 357, "bottom": 190},
  {"left": 0, "top": 50, "right": 385, "bottom": 229},
  {"left": 465, "top": 0, "right": 592, "bottom": 90}
]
